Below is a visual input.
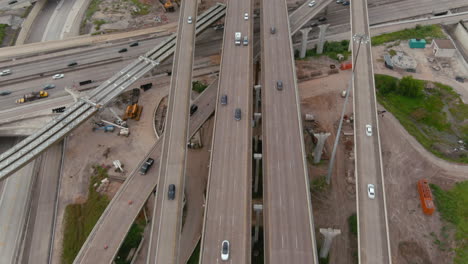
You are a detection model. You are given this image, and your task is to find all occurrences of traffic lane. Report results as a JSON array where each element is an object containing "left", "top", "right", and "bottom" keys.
[
  {"left": 0, "top": 59, "right": 131, "bottom": 110},
  {"left": 263, "top": 1, "right": 315, "bottom": 263},
  {"left": 0, "top": 155, "right": 34, "bottom": 263},
  {"left": 152, "top": 1, "right": 197, "bottom": 262},
  {"left": 42, "top": 0, "right": 75, "bottom": 41},
  {"left": 200, "top": 1, "right": 251, "bottom": 262},
  {"left": 26, "top": 0, "right": 58, "bottom": 43},
  {"left": 352, "top": 0, "right": 391, "bottom": 262},
  {"left": 22, "top": 142, "right": 62, "bottom": 264}
]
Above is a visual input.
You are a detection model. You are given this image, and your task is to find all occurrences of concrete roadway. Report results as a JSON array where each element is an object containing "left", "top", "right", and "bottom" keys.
[
  {"left": 261, "top": 0, "right": 317, "bottom": 263},
  {"left": 20, "top": 141, "right": 63, "bottom": 264},
  {"left": 146, "top": 1, "right": 198, "bottom": 263},
  {"left": 289, "top": 0, "right": 334, "bottom": 35},
  {"left": 0, "top": 137, "right": 35, "bottom": 264},
  {"left": 73, "top": 79, "right": 218, "bottom": 264},
  {"left": 199, "top": 0, "right": 252, "bottom": 263},
  {"left": 351, "top": 0, "right": 392, "bottom": 263}
]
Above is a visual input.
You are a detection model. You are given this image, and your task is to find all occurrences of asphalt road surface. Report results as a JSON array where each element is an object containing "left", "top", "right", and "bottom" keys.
[
  {"left": 20, "top": 142, "right": 63, "bottom": 264},
  {"left": 0, "top": 137, "right": 35, "bottom": 264},
  {"left": 351, "top": 0, "right": 392, "bottom": 263},
  {"left": 199, "top": 0, "right": 252, "bottom": 263},
  {"left": 146, "top": 1, "right": 199, "bottom": 263},
  {"left": 261, "top": 0, "right": 317, "bottom": 263}
]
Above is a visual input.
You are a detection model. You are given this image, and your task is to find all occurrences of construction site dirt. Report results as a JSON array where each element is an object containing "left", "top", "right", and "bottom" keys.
[{"left": 299, "top": 56, "right": 468, "bottom": 264}]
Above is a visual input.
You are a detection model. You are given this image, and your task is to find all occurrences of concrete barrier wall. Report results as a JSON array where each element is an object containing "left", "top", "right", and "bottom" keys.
[
  {"left": 16, "top": 0, "right": 47, "bottom": 45},
  {"left": 62, "top": 0, "right": 92, "bottom": 39},
  {"left": 454, "top": 22, "right": 468, "bottom": 54}
]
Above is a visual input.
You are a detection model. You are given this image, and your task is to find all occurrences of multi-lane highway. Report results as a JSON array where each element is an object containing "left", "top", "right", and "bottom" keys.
[
  {"left": 199, "top": 0, "right": 253, "bottom": 263},
  {"left": 351, "top": 0, "right": 392, "bottom": 263},
  {"left": 0, "top": 137, "right": 35, "bottom": 264},
  {"left": 261, "top": 0, "right": 318, "bottom": 263},
  {"left": 146, "top": 1, "right": 198, "bottom": 263}
]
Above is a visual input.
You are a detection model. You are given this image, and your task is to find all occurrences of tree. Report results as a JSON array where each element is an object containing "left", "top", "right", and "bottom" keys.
[{"left": 398, "top": 75, "right": 423, "bottom": 97}]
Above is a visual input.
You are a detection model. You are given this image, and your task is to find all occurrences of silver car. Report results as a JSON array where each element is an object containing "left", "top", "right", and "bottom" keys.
[{"left": 367, "top": 184, "right": 375, "bottom": 199}]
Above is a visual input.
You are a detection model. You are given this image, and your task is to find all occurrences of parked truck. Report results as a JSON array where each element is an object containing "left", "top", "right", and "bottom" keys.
[{"left": 16, "top": 91, "right": 48, "bottom": 104}]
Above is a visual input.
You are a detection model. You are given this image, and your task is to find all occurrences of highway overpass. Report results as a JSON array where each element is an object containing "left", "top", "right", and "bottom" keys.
[
  {"left": 261, "top": 0, "right": 318, "bottom": 263},
  {"left": 146, "top": 0, "right": 199, "bottom": 263},
  {"left": 199, "top": 0, "right": 253, "bottom": 263},
  {"left": 350, "top": 0, "right": 392, "bottom": 263}
]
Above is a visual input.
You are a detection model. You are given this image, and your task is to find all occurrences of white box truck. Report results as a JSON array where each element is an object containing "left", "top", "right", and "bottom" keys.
[{"left": 235, "top": 32, "right": 241, "bottom": 46}]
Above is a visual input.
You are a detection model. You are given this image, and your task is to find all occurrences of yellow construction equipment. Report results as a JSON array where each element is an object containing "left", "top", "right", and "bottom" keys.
[{"left": 123, "top": 104, "right": 143, "bottom": 121}]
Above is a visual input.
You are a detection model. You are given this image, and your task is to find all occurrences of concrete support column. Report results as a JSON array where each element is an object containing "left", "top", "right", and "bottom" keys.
[
  {"left": 253, "top": 112, "right": 262, "bottom": 128},
  {"left": 319, "top": 228, "right": 341, "bottom": 258},
  {"left": 254, "top": 85, "right": 261, "bottom": 113},
  {"left": 313, "top": 132, "right": 330, "bottom": 163},
  {"left": 299, "top": 28, "right": 313, "bottom": 58},
  {"left": 317, "top": 24, "right": 330, "bottom": 54},
  {"left": 253, "top": 204, "right": 263, "bottom": 243},
  {"left": 253, "top": 153, "right": 262, "bottom": 193}
]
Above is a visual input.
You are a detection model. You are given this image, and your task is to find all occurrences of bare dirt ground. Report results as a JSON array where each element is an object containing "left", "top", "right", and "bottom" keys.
[
  {"left": 299, "top": 69, "right": 356, "bottom": 264},
  {"left": 300, "top": 52, "right": 468, "bottom": 264},
  {"left": 372, "top": 41, "right": 468, "bottom": 103},
  {"left": 50, "top": 83, "right": 166, "bottom": 263},
  {"left": 84, "top": 0, "right": 180, "bottom": 35}
]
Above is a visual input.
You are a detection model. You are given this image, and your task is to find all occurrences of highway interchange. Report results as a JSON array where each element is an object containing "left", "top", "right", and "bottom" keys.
[{"left": 0, "top": 0, "right": 466, "bottom": 263}]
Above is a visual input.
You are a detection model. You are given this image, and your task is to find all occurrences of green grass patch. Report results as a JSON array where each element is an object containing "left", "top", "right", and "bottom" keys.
[
  {"left": 192, "top": 81, "right": 208, "bottom": 93},
  {"left": 296, "top": 40, "right": 352, "bottom": 61},
  {"left": 114, "top": 215, "right": 146, "bottom": 264},
  {"left": 61, "top": 165, "right": 110, "bottom": 264},
  {"left": 130, "top": 0, "right": 151, "bottom": 16},
  {"left": 348, "top": 213, "right": 358, "bottom": 236},
  {"left": 311, "top": 176, "right": 328, "bottom": 193},
  {"left": 371, "top": 24, "right": 445, "bottom": 46},
  {"left": 430, "top": 182, "right": 468, "bottom": 263},
  {"left": 0, "top": 24, "right": 8, "bottom": 45},
  {"left": 93, "top": 19, "right": 106, "bottom": 31},
  {"left": 375, "top": 74, "right": 468, "bottom": 163},
  {"left": 85, "top": 0, "right": 102, "bottom": 21},
  {"left": 187, "top": 240, "right": 201, "bottom": 264}
]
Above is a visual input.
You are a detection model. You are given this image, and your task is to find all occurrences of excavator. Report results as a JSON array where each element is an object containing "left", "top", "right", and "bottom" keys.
[{"left": 160, "top": 0, "right": 175, "bottom": 12}]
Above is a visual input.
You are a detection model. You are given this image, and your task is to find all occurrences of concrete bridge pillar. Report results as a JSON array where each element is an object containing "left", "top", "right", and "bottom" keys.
[
  {"left": 253, "top": 204, "right": 263, "bottom": 243},
  {"left": 313, "top": 132, "right": 330, "bottom": 163},
  {"left": 253, "top": 153, "right": 262, "bottom": 193},
  {"left": 319, "top": 228, "right": 341, "bottom": 258},
  {"left": 317, "top": 24, "right": 330, "bottom": 54},
  {"left": 253, "top": 112, "right": 262, "bottom": 128},
  {"left": 299, "top": 28, "right": 313, "bottom": 58},
  {"left": 254, "top": 85, "right": 261, "bottom": 113}
]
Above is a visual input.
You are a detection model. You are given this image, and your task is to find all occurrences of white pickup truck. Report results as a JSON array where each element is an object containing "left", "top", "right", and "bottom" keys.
[{"left": 235, "top": 32, "right": 241, "bottom": 46}]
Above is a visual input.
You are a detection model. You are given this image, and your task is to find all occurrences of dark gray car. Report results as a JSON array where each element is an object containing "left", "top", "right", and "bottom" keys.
[
  {"left": 168, "top": 184, "right": 176, "bottom": 200},
  {"left": 234, "top": 108, "right": 241, "bottom": 121},
  {"left": 220, "top": 94, "right": 228, "bottom": 105},
  {"left": 276, "top": 80, "right": 283, "bottom": 90}
]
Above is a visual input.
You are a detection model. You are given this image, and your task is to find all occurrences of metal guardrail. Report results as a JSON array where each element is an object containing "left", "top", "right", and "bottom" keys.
[{"left": 0, "top": 3, "right": 227, "bottom": 181}]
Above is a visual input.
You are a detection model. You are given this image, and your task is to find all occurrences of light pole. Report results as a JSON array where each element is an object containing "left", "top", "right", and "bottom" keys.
[{"left": 326, "top": 34, "right": 369, "bottom": 184}]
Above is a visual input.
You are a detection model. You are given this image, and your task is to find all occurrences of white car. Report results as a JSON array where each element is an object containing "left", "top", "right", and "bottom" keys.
[
  {"left": 52, "top": 74, "right": 64, "bottom": 80},
  {"left": 308, "top": 1, "right": 316, "bottom": 7},
  {"left": 244, "top": 12, "right": 249, "bottom": 20},
  {"left": 367, "top": 184, "right": 375, "bottom": 199},
  {"left": 221, "top": 240, "right": 229, "bottom": 261},
  {"left": 0, "top": 69, "right": 12, "bottom": 76},
  {"left": 365, "top": 124, "right": 372, "bottom": 136},
  {"left": 187, "top": 16, "right": 192, "bottom": 24}
]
